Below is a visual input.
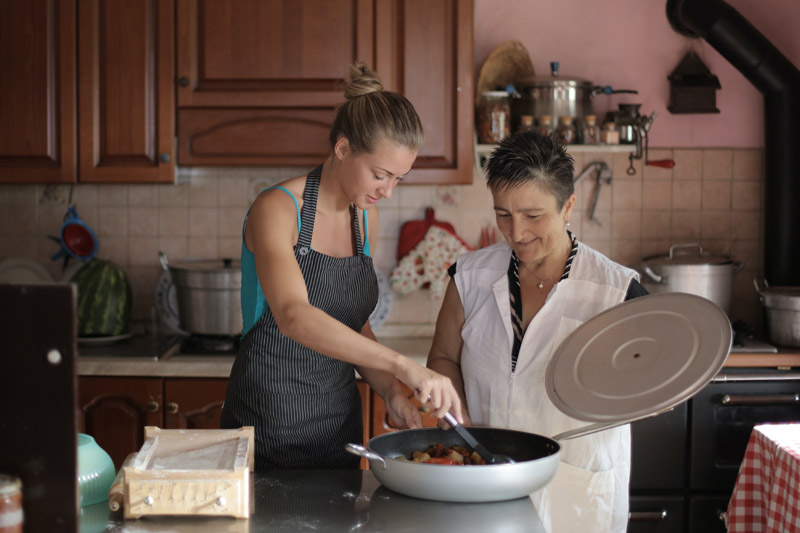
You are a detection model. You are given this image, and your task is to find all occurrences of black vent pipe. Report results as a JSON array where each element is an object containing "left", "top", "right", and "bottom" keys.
[{"left": 667, "top": 0, "right": 800, "bottom": 286}]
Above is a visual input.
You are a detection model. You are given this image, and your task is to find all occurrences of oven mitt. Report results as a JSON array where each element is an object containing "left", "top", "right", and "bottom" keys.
[
  {"left": 390, "top": 225, "right": 470, "bottom": 298},
  {"left": 396, "top": 207, "right": 461, "bottom": 260}
]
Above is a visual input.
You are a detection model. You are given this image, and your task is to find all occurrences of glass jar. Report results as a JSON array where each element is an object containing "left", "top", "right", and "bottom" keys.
[
  {"left": 476, "top": 91, "right": 511, "bottom": 143},
  {"left": 536, "top": 115, "right": 553, "bottom": 136},
  {"left": 601, "top": 122, "right": 619, "bottom": 144},
  {"left": 517, "top": 115, "right": 534, "bottom": 134},
  {"left": 0, "top": 474, "right": 23, "bottom": 533},
  {"left": 555, "top": 116, "right": 576, "bottom": 144},
  {"left": 581, "top": 114, "right": 600, "bottom": 144}
]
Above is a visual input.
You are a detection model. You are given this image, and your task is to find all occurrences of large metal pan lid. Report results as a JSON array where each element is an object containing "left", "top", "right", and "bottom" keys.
[
  {"left": 642, "top": 243, "right": 732, "bottom": 267},
  {"left": 545, "top": 293, "right": 731, "bottom": 424}
]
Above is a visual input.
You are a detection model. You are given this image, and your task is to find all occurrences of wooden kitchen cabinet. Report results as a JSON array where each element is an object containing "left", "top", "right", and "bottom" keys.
[
  {"left": 0, "top": 0, "right": 76, "bottom": 183},
  {"left": 78, "top": 376, "right": 163, "bottom": 469},
  {"left": 176, "top": 0, "right": 473, "bottom": 184},
  {"left": 0, "top": 0, "right": 175, "bottom": 184},
  {"left": 78, "top": 376, "right": 228, "bottom": 469}
]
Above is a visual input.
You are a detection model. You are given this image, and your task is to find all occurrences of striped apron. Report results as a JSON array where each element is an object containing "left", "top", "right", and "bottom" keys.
[{"left": 221, "top": 166, "right": 378, "bottom": 470}]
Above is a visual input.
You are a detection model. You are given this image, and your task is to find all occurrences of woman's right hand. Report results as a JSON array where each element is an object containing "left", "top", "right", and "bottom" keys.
[{"left": 396, "top": 360, "right": 464, "bottom": 423}]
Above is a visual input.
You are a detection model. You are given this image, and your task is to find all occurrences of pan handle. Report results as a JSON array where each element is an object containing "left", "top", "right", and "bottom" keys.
[{"left": 345, "top": 443, "right": 387, "bottom": 470}]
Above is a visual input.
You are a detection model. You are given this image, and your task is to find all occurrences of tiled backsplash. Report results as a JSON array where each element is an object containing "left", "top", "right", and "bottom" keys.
[{"left": 0, "top": 148, "right": 766, "bottom": 333}]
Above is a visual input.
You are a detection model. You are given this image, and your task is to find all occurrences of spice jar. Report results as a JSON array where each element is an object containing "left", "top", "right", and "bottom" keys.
[
  {"left": 581, "top": 115, "right": 600, "bottom": 144},
  {"left": 517, "top": 115, "right": 534, "bottom": 134},
  {"left": 555, "top": 116, "right": 576, "bottom": 144},
  {"left": 0, "top": 474, "right": 23, "bottom": 533},
  {"left": 476, "top": 91, "right": 511, "bottom": 143},
  {"left": 601, "top": 122, "right": 620, "bottom": 144},
  {"left": 536, "top": 115, "right": 553, "bottom": 136}
]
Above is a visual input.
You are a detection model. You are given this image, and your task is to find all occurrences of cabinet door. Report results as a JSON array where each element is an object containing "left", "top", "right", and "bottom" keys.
[
  {"left": 176, "top": 0, "right": 375, "bottom": 166},
  {"left": 376, "top": 0, "right": 473, "bottom": 184},
  {"left": 163, "top": 378, "right": 228, "bottom": 429},
  {"left": 78, "top": 0, "right": 175, "bottom": 182},
  {"left": 78, "top": 376, "right": 163, "bottom": 469},
  {"left": 357, "top": 380, "right": 370, "bottom": 469},
  {"left": 0, "top": 0, "right": 76, "bottom": 183},
  {"left": 370, "top": 384, "right": 438, "bottom": 437}
]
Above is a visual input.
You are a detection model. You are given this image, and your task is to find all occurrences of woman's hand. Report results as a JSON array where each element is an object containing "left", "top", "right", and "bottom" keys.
[
  {"left": 396, "top": 361, "right": 464, "bottom": 423},
  {"left": 384, "top": 388, "right": 423, "bottom": 429}
]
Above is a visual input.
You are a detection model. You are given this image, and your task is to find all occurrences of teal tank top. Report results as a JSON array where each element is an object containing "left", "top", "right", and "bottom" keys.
[{"left": 240, "top": 186, "right": 371, "bottom": 337}]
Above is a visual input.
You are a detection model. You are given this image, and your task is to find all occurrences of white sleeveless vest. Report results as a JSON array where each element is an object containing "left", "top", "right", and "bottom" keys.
[{"left": 454, "top": 241, "right": 638, "bottom": 533}]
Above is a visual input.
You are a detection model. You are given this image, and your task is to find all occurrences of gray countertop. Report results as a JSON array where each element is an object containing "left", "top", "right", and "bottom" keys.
[
  {"left": 77, "top": 334, "right": 432, "bottom": 378},
  {"left": 79, "top": 470, "right": 544, "bottom": 532}
]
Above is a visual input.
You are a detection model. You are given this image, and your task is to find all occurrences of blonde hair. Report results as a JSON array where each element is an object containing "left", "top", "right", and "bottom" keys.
[{"left": 329, "top": 62, "right": 424, "bottom": 153}]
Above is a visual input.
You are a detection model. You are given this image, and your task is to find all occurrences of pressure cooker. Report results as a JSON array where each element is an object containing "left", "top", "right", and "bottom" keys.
[
  {"left": 511, "top": 61, "right": 637, "bottom": 131},
  {"left": 161, "top": 254, "right": 243, "bottom": 335},
  {"left": 640, "top": 243, "right": 744, "bottom": 316}
]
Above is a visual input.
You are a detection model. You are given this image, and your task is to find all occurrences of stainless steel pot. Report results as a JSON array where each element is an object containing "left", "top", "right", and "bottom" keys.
[
  {"left": 346, "top": 427, "right": 561, "bottom": 502},
  {"left": 754, "top": 278, "right": 800, "bottom": 347},
  {"left": 640, "top": 243, "right": 744, "bottom": 315},
  {"left": 511, "top": 62, "right": 637, "bottom": 131},
  {"left": 163, "top": 255, "right": 242, "bottom": 335}
]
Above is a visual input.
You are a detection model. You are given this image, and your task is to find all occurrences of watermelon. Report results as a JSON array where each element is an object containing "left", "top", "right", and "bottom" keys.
[{"left": 70, "top": 259, "right": 133, "bottom": 337}]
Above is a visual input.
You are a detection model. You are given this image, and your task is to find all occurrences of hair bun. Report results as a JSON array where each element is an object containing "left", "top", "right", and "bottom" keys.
[{"left": 344, "top": 62, "right": 384, "bottom": 99}]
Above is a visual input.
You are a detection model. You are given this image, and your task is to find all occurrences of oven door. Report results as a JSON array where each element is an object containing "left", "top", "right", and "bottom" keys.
[{"left": 690, "top": 371, "right": 800, "bottom": 492}]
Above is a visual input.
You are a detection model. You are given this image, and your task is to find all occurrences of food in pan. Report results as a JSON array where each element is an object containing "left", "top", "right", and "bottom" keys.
[{"left": 398, "top": 443, "right": 486, "bottom": 465}]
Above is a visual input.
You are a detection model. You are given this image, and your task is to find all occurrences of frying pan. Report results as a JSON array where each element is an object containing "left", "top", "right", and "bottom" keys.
[
  {"left": 348, "top": 293, "right": 732, "bottom": 502},
  {"left": 346, "top": 427, "right": 560, "bottom": 502}
]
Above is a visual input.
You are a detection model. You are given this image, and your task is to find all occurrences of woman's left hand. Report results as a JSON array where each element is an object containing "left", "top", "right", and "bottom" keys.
[{"left": 384, "top": 388, "right": 423, "bottom": 429}]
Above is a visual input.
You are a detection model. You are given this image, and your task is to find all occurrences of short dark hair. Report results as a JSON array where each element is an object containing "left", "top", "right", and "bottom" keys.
[{"left": 485, "top": 131, "right": 575, "bottom": 209}]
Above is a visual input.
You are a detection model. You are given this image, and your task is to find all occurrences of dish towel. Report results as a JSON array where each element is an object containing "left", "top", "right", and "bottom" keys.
[{"left": 390, "top": 224, "right": 470, "bottom": 299}]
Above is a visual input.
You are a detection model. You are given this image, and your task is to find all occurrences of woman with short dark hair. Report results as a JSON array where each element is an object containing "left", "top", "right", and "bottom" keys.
[{"left": 428, "top": 131, "right": 646, "bottom": 532}]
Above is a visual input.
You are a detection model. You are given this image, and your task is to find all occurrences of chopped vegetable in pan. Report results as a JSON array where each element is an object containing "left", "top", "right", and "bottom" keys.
[{"left": 399, "top": 443, "right": 486, "bottom": 465}]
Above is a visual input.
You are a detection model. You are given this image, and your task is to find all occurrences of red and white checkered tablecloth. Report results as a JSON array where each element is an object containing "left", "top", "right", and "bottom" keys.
[{"left": 726, "top": 423, "right": 800, "bottom": 533}]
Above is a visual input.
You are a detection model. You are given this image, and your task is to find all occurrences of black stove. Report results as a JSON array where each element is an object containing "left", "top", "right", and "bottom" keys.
[{"left": 172, "top": 334, "right": 240, "bottom": 356}]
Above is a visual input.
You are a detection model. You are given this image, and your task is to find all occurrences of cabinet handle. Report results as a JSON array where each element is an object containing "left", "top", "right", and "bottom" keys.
[
  {"left": 159, "top": 152, "right": 170, "bottom": 163},
  {"left": 147, "top": 401, "right": 160, "bottom": 412},
  {"left": 628, "top": 510, "right": 667, "bottom": 522},
  {"left": 178, "top": 76, "right": 189, "bottom": 87},
  {"left": 721, "top": 393, "right": 799, "bottom": 405},
  {"left": 166, "top": 402, "right": 179, "bottom": 414}
]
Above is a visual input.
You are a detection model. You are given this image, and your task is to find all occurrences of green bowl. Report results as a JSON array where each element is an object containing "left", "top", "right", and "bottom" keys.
[{"left": 77, "top": 434, "right": 116, "bottom": 507}]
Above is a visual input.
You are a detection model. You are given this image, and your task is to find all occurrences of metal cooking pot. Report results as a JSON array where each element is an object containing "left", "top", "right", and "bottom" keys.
[
  {"left": 512, "top": 61, "right": 637, "bottom": 131},
  {"left": 640, "top": 243, "right": 744, "bottom": 315},
  {"left": 346, "top": 427, "right": 561, "bottom": 502},
  {"left": 162, "top": 254, "right": 242, "bottom": 335},
  {"left": 754, "top": 278, "right": 800, "bottom": 347}
]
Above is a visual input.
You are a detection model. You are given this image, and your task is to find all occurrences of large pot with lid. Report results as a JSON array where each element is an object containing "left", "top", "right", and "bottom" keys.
[
  {"left": 754, "top": 278, "right": 800, "bottom": 347},
  {"left": 512, "top": 61, "right": 637, "bottom": 131},
  {"left": 162, "top": 254, "right": 242, "bottom": 335},
  {"left": 640, "top": 243, "right": 744, "bottom": 315}
]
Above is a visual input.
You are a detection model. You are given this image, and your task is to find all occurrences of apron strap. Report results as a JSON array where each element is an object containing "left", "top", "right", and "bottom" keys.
[{"left": 297, "top": 166, "right": 322, "bottom": 250}]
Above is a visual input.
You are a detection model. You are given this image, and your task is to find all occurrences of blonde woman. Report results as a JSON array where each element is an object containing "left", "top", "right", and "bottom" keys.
[{"left": 222, "top": 63, "right": 463, "bottom": 469}]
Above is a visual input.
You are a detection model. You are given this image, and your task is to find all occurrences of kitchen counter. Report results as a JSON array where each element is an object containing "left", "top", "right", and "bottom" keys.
[
  {"left": 76, "top": 335, "right": 433, "bottom": 378},
  {"left": 77, "top": 334, "right": 800, "bottom": 378},
  {"left": 79, "top": 470, "right": 544, "bottom": 532}
]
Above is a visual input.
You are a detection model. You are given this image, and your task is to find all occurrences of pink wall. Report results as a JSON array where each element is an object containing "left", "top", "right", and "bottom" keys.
[{"left": 474, "top": 0, "right": 800, "bottom": 148}]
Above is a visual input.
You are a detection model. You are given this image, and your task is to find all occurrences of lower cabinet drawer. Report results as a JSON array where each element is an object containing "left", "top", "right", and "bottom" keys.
[
  {"left": 628, "top": 495, "right": 685, "bottom": 533},
  {"left": 688, "top": 495, "right": 729, "bottom": 533}
]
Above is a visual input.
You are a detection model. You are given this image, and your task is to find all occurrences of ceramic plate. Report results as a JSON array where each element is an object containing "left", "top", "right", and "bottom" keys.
[
  {"left": 155, "top": 270, "right": 188, "bottom": 334},
  {"left": 370, "top": 266, "right": 394, "bottom": 330},
  {"left": 0, "top": 257, "right": 55, "bottom": 284},
  {"left": 546, "top": 293, "right": 732, "bottom": 424},
  {"left": 78, "top": 332, "right": 134, "bottom": 346}
]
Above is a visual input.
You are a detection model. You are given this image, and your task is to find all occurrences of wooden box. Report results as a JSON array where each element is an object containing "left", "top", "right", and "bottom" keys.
[{"left": 122, "top": 426, "right": 254, "bottom": 519}]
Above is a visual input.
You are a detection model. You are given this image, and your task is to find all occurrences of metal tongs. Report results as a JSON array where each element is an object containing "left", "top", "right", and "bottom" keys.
[{"left": 443, "top": 412, "right": 515, "bottom": 465}]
